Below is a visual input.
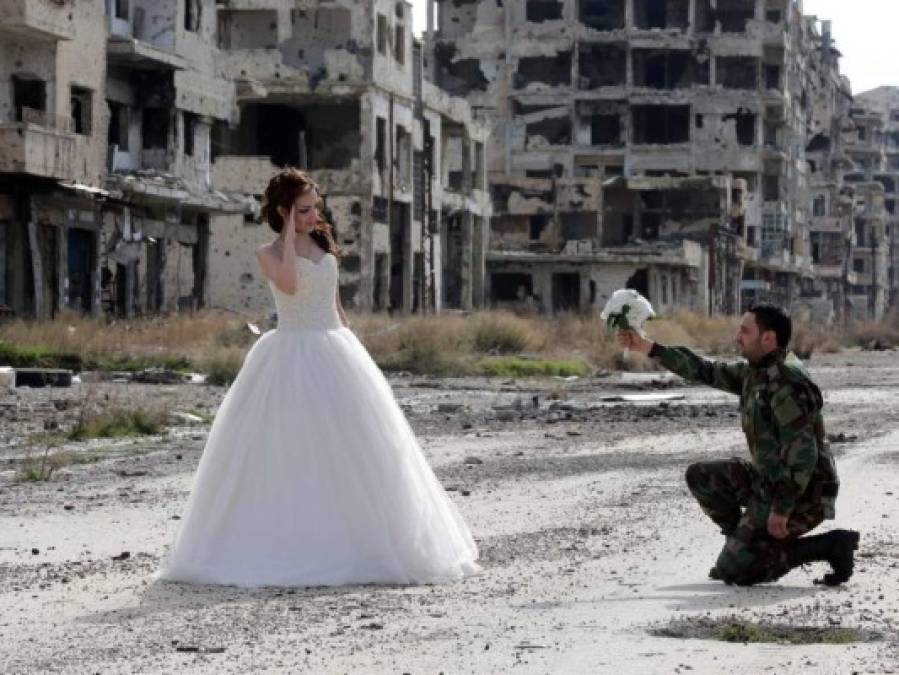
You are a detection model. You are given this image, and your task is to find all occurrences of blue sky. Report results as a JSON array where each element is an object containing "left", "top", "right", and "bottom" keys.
[{"left": 410, "top": 0, "right": 897, "bottom": 95}]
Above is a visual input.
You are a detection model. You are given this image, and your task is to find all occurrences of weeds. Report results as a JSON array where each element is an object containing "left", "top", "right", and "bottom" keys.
[
  {"left": 2, "top": 309, "right": 897, "bottom": 380},
  {"left": 68, "top": 408, "right": 167, "bottom": 441},
  {"left": 654, "top": 617, "right": 871, "bottom": 645},
  {"left": 475, "top": 356, "right": 589, "bottom": 378}
]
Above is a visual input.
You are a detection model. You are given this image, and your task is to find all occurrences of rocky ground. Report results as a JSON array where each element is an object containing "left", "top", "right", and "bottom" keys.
[{"left": 1, "top": 350, "right": 898, "bottom": 673}]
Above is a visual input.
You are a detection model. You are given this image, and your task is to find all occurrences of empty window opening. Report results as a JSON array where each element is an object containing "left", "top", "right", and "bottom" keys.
[
  {"left": 877, "top": 176, "right": 896, "bottom": 193},
  {"left": 578, "top": 44, "right": 626, "bottom": 88},
  {"left": 626, "top": 268, "right": 650, "bottom": 300},
  {"left": 552, "top": 273, "right": 581, "bottom": 311},
  {"left": 529, "top": 215, "right": 548, "bottom": 240},
  {"left": 227, "top": 102, "right": 361, "bottom": 169},
  {"left": 396, "top": 125, "right": 411, "bottom": 185},
  {"left": 765, "top": 64, "right": 781, "bottom": 89},
  {"left": 717, "top": 0, "right": 755, "bottom": 32},
  {"left": 13, "top": 76, "right": 47, "bottom": 121},
  {"left": 394, "top": 22, "right": 405, "bottom": 63},
  {"left": 717, "top": 57, "right": 758, "bottom": 89},
  {"left": 185, "top": 0, "right": 201, "bottom": 32},
  {"left": 695, "top": 0, "right": 715, "bottom": 32},
  {"left": 491, "top": 273, "right": 534, "bottom": 303},
  {"left": 376, "top": 116, "right": 387, "bottom": 172},
  {"left": 515, "top": 53, "right": 572, "bottom": 89},
  {"left": 763, "top": 174, "right": 780, "bottom": 202},
  {"left": 107, "top": 100, "right": 129, "bottom": 151},
  {"left": 813, "top": 195, "right": 826, "bottom": 217},
  {"left": 434, "top": 44, "right": 489, "bottom": 96},
  {"left": 377, "top": 13, "right": 388, "bottom": 54},
  {"left": 526, "top": 169, "right": 554, "bottom": 179},
  {"left": 561, "top": 212, "right": 598, "bottom": 240},
  {"left": 632, "top": 105, "right": 690, "bottom": 144},
  {"left": 578, "top": 0, "right": 624, "bottom": 30},
  {"left": 183, "top": 111, "right": 197, "bottom": 156},
  {"left": 724, "top": 110, "right": 756, "bottom": 146},
  {"left": 142, "top": 108, "right": 169, "bottom": 149},
  {"left": 71, "top": 87, "right": 93, "bottom": 136},
  {"left": 217, "top": 10, "right": 278, "bottom": 49},
  {"left": 473, "top": 141, "right": 485, "bottom": 187},
  {"left": 634, "top": 0, "right": 689, "bottom": 30},
  {"left": 443, "top": 132, "right": 466, "bottom": 192},
  {"left": 526, "top": 116, "right": 572, "bottom": 146},
  {"left": 527, "top": 0, "right": 563, "bottom": 22},
  {"left": 591, "top": 114, "right": 621, "bottom": 145},
  {"left": 115, "top": 0, "right": 129, "bottom": 20},
  {"left": 633, "top": 49, "right": 707, "bottom": 89}
]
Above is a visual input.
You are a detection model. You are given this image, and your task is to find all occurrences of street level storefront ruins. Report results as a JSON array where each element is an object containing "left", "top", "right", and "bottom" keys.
[{"left": 487, "top": 174, "right": 745, "bottom": 315}]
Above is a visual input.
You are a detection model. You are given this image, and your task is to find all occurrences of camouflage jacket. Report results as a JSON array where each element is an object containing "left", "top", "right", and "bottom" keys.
[{"left": 650, "top": 344, "right": 838, "bottom": 517}]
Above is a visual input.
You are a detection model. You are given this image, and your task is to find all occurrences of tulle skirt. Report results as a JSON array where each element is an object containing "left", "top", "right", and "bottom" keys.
[{"left": 156, "top": 327, "right": 479, "bottom": 587}]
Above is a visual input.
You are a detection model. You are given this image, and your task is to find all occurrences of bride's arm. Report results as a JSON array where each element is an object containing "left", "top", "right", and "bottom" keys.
[
  {"left": 336, "top": 290, "right": 350, "bottom": 328},
  {"left": 256, "top": 206, "right": 298, "bottom": 295}
]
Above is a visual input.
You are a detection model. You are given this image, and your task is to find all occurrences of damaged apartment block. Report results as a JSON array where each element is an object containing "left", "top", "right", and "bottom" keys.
[
  {"left": 0, "top": 0, "right": 491, "bottom": 319},
  {"left": 427, "top": 0, "right": 898, "bottom": 319},
  {"left": 208, "top": 0, "right": 491, "bottom": 313}
]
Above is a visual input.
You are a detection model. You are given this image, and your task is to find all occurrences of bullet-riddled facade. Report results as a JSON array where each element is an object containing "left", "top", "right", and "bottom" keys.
[
  {"left": 0, "top": 0, "right": 491, "bottom": 320},
  {"left": 426, "top": 0, "right": 898, "bottom": 319}
]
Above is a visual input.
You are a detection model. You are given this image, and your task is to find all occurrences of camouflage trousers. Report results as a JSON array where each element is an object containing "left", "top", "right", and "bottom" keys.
[{"left": 685, "top": 458, "right": 825, "bottom": 586}]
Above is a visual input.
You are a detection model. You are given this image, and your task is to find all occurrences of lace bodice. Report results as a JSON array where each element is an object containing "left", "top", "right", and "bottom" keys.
[{"left": 269, "top": 254, "right": 342, "bottom": 330}]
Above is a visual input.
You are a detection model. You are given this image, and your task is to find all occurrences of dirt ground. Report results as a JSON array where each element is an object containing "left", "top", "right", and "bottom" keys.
[{"left": 1, "top": 350, "right": 898, "bottom": 674}]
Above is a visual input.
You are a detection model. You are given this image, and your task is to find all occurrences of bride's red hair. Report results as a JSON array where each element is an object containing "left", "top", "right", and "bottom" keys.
[{"left": 260, "top": 168, "right": 342, "bottom": 258}]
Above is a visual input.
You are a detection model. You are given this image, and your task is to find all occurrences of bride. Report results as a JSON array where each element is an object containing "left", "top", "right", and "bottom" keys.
[{"left": 157, "top": 168, "right": 480, "bottom": 587}]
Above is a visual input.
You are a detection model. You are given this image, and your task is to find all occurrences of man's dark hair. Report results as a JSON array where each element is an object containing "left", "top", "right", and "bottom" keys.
[{"left": 749, "top": 303, "right": 791, "bottom": 348}]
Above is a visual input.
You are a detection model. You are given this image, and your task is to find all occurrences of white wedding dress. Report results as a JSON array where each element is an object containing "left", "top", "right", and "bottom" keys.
[{"left": 157, "top": 253, "right": 480, "bottom": 587}]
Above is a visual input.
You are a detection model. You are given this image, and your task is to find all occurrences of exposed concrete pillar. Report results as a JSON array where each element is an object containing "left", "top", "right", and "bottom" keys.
[
  {"left": 125, "top": 261, "right": 137, "bottom": 318},
  {"left": 403, "top": 206, "right": 414, "bottom": 313},
  {"left": 26, "top": 221, "right": 47, "bottom": 320},
  {"left": 472, "top": 215, "right": 487, "bottom": 308},
  {"left": 359, "top": 95, "right": 375, "bottom": 311},
  {"left": 580, "top": 273, "right": 591, "bottom": 311},
  {"left": 625, "top": 0, "right": 634, "bottom": 29},
  {"left": 57, "top": 222, "right": 67, "bottom": 316},
  {"left": 460, "top": 211, "right": 474, "bottom": 310}
]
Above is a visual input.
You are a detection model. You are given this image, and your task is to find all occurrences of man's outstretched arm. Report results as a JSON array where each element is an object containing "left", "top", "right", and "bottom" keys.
[{"left": 617, "top": 329, "right": 746, "bottom": 396}]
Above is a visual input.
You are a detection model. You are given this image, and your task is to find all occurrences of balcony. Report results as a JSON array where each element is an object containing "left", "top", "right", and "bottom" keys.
[
  {"left": 107, "top": 37, "right": 187, "bottom": 71},
  {"left": 809, "top": 216, "right": 845, "bottom": 233},
  {"left": 0, "top": 108, "right": 75, "bottom": 180},
  {"left": 0, "top": 0, "right": 75, "bottom": 42}
]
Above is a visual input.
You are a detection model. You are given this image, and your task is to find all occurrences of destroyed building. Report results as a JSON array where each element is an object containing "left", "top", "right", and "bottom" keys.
[
  {"left": 208, "top": 0, "right": 491, "bottom": 313},
  {"left": 843, "top": 86, "right": 899, "bottom": 320},
  {"left": 426, "top": 0, "right": 897, "bottom": 318},
  {"left": 0, "top": 0, "right": 491, "bottom": 319},
  {"left": 0, "top": 0, "right": 250, "bottom": 319}
]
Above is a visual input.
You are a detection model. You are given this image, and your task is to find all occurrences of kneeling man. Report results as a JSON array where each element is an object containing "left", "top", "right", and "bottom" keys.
[{"left": 618, "top": 304, "right": 858, "bottom": 586}]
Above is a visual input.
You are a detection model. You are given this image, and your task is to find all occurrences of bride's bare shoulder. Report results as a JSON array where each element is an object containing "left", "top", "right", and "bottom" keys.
[{"left": 256, "top": 240, "right": 281, "bottom": 260}]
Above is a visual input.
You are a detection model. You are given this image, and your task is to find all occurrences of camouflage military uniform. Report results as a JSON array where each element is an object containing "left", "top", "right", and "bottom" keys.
[{"left": 650, "top": 344, "right": 839, "bottom": 585}]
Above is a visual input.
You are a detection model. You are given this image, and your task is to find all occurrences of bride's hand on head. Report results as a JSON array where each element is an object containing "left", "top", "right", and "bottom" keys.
[{"left": 283, "top": 204, "right": 297, "bottom": 241}]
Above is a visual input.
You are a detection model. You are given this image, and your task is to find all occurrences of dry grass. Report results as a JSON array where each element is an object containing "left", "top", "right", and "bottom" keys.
[
  {"left": 2, "top": 308, "right": 895, "bottom": 380},
  {"left": 0, "top": 309, "right": 262, "bottom": 377}
]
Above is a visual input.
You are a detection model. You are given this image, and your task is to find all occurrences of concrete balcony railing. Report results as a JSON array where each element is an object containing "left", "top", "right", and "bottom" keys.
[
  {"left": 809, "top": 216, "right": 846, "bottom": 233},
  {"left": 0, "top": 112, "right": 76, "bottom": 180},
  {"left": 0, "top": 0, "right": 75, "bottom": 42}
]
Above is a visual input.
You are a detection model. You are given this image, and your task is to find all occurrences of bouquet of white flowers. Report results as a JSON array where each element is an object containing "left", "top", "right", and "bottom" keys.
[{"left": 600, "top": 289, "right": 655, "bottom": 355}]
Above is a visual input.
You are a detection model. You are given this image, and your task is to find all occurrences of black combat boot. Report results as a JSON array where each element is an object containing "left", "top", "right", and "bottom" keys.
[{"left": 786, "top": 529, "right": 861, "bottom": 586}]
